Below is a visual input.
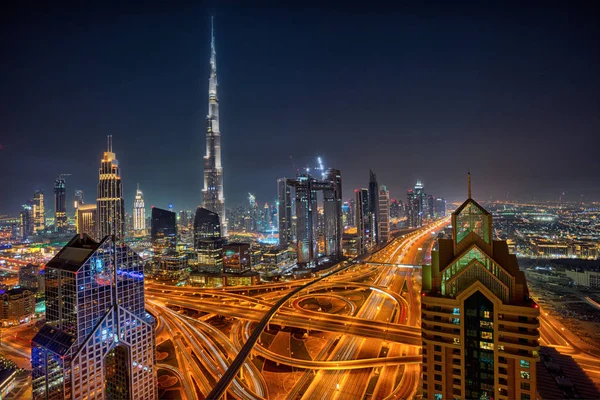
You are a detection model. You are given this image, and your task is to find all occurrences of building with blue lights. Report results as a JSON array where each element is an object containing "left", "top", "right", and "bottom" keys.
[{"left": 31, "top": 234, "right": 157, "bottom": 399}]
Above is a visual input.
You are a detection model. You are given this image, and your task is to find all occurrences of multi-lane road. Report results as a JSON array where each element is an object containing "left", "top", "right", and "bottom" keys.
[{"left": 147, "top": 218, "right": 450, "bottom": 399}]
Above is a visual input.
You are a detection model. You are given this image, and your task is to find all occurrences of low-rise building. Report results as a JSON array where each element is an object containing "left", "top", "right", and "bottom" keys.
[{"left": 1, "top": 288, "right": 36, "bottom": 326}]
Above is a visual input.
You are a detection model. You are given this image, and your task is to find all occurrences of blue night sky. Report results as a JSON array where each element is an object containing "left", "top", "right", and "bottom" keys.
[{"left": 1, "top": 2, "right": 599, "bottom": 214}]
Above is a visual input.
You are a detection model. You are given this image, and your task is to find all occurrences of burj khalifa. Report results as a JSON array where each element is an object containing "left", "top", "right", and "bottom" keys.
[{"left": 202, "top": 18, "right": 227, "bottom": 236}]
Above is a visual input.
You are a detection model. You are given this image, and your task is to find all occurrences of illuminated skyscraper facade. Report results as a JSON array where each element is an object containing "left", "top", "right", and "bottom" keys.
[
  {"left": 202, "top": 18, "right": 227, "bottom": 236},
  {"left": 76, "top": 204, "right": 97, "bottom": 240},
  {"left": 421, "top": 177, "right": 539, "bottom": 400},
  {"left": 74, "top": 189, "right": 84, "bottom": 211},
  {"left": 282, "top": 169, "right": 343, "bottom": 265},
  {"left": 97, "top": 136, "right": 125, "bottom": 241},
  {"left": 194, "top": 207, "right": 223, "bottom": 272},
  {"left": 368, "top": 170, "right": 380, "bottom": 244},
  {"left": 133, "top": 185, "right": 146, "bottom": 235},
  {"left": 378, "top": 185, "right": 390, "bottom": 244},
  {"left": 355, "top": 188, "right": 370, "bottom": 254},
  {"left": 31, "top": 234, "right": 157, "bottom": 400},
  {"left": 54, "top": 176, "right": 67, "bottom": 233},
  {"left": 19, "top": 203, "right": 34, "bottom": 240},
  {"left": 277, "top": 178, "right": 292, "bottom": 249},
  {"left": 33, "top": 190, "right": 46, "bottom": 233}
]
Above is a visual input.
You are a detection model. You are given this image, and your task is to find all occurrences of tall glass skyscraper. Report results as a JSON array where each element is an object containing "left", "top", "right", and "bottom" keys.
[
  {"left": 194, "top": 207, "right": 223, "bottom": 272},
  {"left": 97, "top": 135, "right": 124, "bottom": 241},
  {"left": 54, "top": 176, "right": 67, "bottom": 233},
  {"left": 31, "top": 234, "right": 157, "bottom": 399},
  {"left": 202, "top": 18, "right": 227, "bottom": 236}
]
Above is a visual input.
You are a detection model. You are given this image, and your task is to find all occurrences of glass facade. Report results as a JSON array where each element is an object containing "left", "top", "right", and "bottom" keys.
[
  {"left": 456, "top": 201, "right": 490, "bottom": 245},
  {"left": 32, "top": 234, "right": 157, "bottom": 400},
  {"left": 464, "top": 291, "right": 495, "bottom": 400}
]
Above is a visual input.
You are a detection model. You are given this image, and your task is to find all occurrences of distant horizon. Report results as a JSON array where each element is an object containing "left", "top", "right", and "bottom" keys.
[{"left": 2, "top": 4, "right": 598, "bottom": 215}]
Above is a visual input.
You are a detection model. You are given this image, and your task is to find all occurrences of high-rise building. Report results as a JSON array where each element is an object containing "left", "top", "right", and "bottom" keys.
[
  {"left": 32, "top": 234, "right": 157, "bottom": 400},
  {"left": 133, "top": 184, "right": 146, "bottom": 236},
  {"left": 427, "top": 194, "right": 435, "bottom": 219},
  {"left": 97, "top": 135, "right": 125, "bottom": 241},
  {"left": 178, "top": 210, "right": 189, "bottom": 229},
  {"left": 378, "top": 185, "right": 390, "bottom": 244},
  {"left": 355, "top": 188, "right": 370, "bottom": 254},
  {"left": 435, "top": 197, "right": 447, "bottom": 217},
  {"left": 277, "top": 178, "right": 292, "bottom": 249},
  {"left": 407, "top": 180, "right": 426, "bottom": 228},
  {"left": 76, "top": 204, "right": 97, "bottom": 240},
  {"left": 202, "top": 18, "right": 227, "bottom": 236},
  {"left": 282, "top": 168, "right": 343, "bottom": 265},
  {"left": 19, "top": 203, "right": 33, "bottom": 240},
  {"left": 73, "top": 189, "right": 84, "bottom": 211},
  {"left": 421, "top": 176, "right": 539, "bottom": 400},
  {"left": 323, "top": 168, "right": 343, "bottom": 258},
  {"left": 390, "top": 198, "right": 403, "bottom": 220},
  {"left": 54, "top": 176, "right": 67, "bottom": 233},
  {"left": 151, "top": 207, "right": 177, "bottom": 255},
  {"left": 368, "top": 170, "right": 380, "bottom": 244},
  {"left": 33, "top": 190, "right": 46, "bottom": 233},
  {"left": 194, "top": 207, "right": 223, "bottom": 272}
]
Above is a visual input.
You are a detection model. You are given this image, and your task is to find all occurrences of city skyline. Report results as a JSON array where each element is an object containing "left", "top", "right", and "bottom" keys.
[{"left": 2, "top": 4, "right": 599, "bottom": 213}]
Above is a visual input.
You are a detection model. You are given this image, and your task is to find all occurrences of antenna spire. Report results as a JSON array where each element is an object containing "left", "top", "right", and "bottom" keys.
[{"left": 468, "top": 172, "right": 472, "bottom": 199}]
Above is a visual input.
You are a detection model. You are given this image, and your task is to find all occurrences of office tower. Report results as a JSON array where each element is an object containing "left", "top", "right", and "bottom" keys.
[
  {"left": 421, "top": 176, "right": 539, "bottom": 400},
  {"left": 97, "top": 135, "right": 125, "bottom": 241},
  {"left": 277, "top": 178, "right": 292, "bottom": 249},
  {"left": 356, "top": 189, "right": 370, "bottom": 254},
  {"left": 19, "top": 203, "right": 33, "bottom": 240},
  {"left": 33, "top": 190, "right": 46, "bottom": 233},
  {"left": 407, "top": 180, "right": 426, "bottom": 228},
  {"left": 347, "top": 198, "right": 356, "bottom": 227},
  {"left": 427, "top": 195, "right": 435, "bottom": 219},
  {"left": 133, "top": 184, "right": 146, "bottom": 236},
  {"left": 179, "top": 210, "right": 188, "bottom": 229},
  {"left": 76, "top": 204, "right": 97, "bottom": 239},
  {"left": 151, "top": 207, "right": 177, "bottom": 255},
  {"left": 73, "top": 189, "right": 84, "bottom": 211},
  {"left": 291, "top": 175, "right": 317, "bottom": 264},
  {"left": 202, "top": 18, "right": 227, "bottom": 237},
  {"left": 435, "top": 197, "right": 447, "bottom": 217},
  {"left": 368, "top": 170, "right": 380, "bottom": 244},
  {"left": 323, "top": 168, "right": 343, "bottom": 258},
  {"left": 194, "top": 207, "right": 223, "bottom": 272},
  {"left": 390, "top": 198, "right": 403, "bottom": 220},
  {"left": 31, "top": 234, "right": 157, "bottom": 400},
  {"left": 54, "top": 176, "right": 67, "bottom": 233},
  {"left": 378, "top": 185, "right": 390, "bottom": 244},
  {"left": 223, "top": 243, "right": 251, "bottom": 274}
]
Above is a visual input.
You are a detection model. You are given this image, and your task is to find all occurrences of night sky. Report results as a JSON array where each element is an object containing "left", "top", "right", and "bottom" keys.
[{"left": 1, "top": 3, "right": 599, "bottom": 215}]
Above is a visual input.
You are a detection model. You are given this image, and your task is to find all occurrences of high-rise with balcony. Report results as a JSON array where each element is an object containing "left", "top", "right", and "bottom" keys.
[
  {"left": 31, "top": 234, "right": 157, "bottom": 400},
  {"left": 421, "top": 176, "right": 539, "bottom": 400},
  {"left": 97, "top": 135, "right": 125, "bottom": 241}
]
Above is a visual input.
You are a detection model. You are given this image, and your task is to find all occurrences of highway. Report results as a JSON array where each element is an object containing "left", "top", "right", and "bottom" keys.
[{"left": 144, "top": 218, "right": 450, "bottom": 399}]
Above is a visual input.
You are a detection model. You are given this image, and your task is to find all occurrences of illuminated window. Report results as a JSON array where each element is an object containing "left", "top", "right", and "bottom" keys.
[
  {"left": 480, "top": 320, "right": 493, "bottom": 329},
  {"left": 498, "top": 345, "right": 504, "bottom": 351},
  {"left": 455, "top": 202, "right": 490, "bottom": 244},
  {"left": 453, "top": 338, "right": 461, "bottom": 345},
  {"left": 453, "top": 307, "right": 460, "bottom": 315},
  {"left": 481, "top": 332, "right": 493, "bottom": 340},
  {"left": 452, "top": 318, "right": 460, "bottom": 325},
  {"left": 483, "top": 310, "right": 491, "bottom": 319},
  {"left": 520, "top": 371, "right": 530, "bottom": 380},
  {"left": 520, "top": 360, "right": 530, "bottom": 368},
  {"left": 434, "top": 393, "right": 442, "bottom": 400},
  {"left": 480, "top": 341, "right": 494, "bottom": 350}
]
